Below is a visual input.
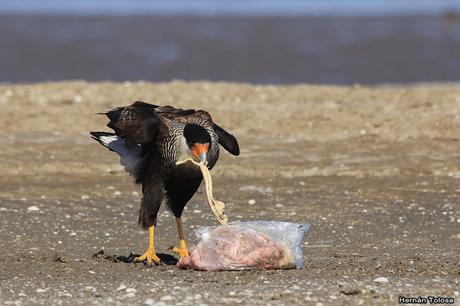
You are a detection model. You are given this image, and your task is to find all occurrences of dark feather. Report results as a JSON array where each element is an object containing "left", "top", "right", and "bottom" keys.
[
  {"left": 131, "top": 101, "right": 160, "bottom": 110},
  {"left": 105, "top": 102, "right": 161, "bottom": 144},
  {"left": 155, "top": 105, "right": 197, "bottom": 118},
  {"left": 165, "top": 176, "right": 203, "bottom": 218},
  {"left": 138, "top": 157, "right": 164, "bottom": 228},
  {"left": 213, "top": 123, "right": 240, "bottom": 155},
  {"left": 138, "top": 179, "right": 164, "bottom": 229}
]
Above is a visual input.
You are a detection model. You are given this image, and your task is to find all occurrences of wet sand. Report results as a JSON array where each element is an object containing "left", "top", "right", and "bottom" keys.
[{"left": 0, "top": 81, "right": 459, "bottom": 305}]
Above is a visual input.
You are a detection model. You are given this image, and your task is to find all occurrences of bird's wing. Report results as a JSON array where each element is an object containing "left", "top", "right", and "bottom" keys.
[
  {"left": 213, "top": 123, "right": 240, "bottom": 156},
  {"left": 154, "top": 105, "right": 198, "bottom": 121},
  {"left": 90, "top": 131, "right": 142, "bottom": 177},
  {"left": 104, "top": 101, "right": 240, "bottom": 156},
  {"left": 104, "top": 101, "right": 163, "bottom": 145}
]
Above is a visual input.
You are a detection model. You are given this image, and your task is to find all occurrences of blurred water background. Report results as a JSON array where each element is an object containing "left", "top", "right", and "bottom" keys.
[{"left": 1, "top": 0, "right": 460, "bottom": 84}]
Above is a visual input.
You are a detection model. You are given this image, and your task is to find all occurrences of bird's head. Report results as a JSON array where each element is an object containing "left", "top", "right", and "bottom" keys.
[{"left": 183, "top": 123, "right": 211, "bottom": 164}]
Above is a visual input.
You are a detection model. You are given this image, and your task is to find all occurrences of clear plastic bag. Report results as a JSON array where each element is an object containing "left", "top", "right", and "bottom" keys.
[{"left": 178, "top": 221, "right": 310, "bottom": 271}]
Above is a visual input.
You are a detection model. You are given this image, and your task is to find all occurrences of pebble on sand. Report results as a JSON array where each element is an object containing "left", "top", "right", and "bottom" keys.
[
  {"left": 373, "top": 277, "right": 389, "bottom": 284},
  {"left": 27, "top": 206, "right": 40, "bottom": 212},
  {"left": 126, "top": 288, "right": 137, "bottom": 294}
]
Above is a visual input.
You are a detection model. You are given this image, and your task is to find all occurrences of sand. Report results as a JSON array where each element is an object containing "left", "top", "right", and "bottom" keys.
[{"left": 0, "top": 81, "right": 459, "bottom": 305}]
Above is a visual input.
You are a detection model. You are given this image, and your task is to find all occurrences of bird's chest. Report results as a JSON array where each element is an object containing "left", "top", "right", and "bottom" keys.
[
  {"left": 171, "top": 162, "right": 203, "bottom": 178},
  {"left": 156, "top": 133, "right": 192, "bottom": 173},
  {"left": 157, "top": 135, "right": 183, "bottom": 171}
]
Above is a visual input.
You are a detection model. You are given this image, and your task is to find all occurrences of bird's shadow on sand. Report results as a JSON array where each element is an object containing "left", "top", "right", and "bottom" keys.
[{"left": 92, "top": 249, "right": 178, "bottom": 266}]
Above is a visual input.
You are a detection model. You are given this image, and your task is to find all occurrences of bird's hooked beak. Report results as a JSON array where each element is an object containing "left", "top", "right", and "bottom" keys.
[{"left": 191, "top": 143, "right": 209, "bottom": 165}]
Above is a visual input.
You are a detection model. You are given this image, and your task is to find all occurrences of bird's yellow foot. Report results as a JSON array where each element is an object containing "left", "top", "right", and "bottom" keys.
[
  {"left": 172, "top": 246, "right": 189, "bottom": 258},
  {"left": 135, "top": 225, "right": 161, "bottom": 265},
  {"left": 171, "top": 239, "right": 189, "bottom": 258},
  {"left": 135, "top": 248, "right": 161, "bottom": 265}
]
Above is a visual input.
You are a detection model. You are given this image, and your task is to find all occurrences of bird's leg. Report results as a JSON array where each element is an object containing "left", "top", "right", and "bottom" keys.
[
  {"left": 135, "top": 225, "right": 161, "bottom": 265},
  {"left": 172, "top": 217, "right": 189, "bottom": 258}
]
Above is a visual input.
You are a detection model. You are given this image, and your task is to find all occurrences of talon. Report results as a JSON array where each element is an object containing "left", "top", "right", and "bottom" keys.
[
  {"left": 172, "top": 245, "right": 189, "bottom": 258},
  {"left": 135, "top": 249, "right": 161, "bottom": 265},
  {"left": 135, "top": 225, "right": 161, "bottom": 265}
]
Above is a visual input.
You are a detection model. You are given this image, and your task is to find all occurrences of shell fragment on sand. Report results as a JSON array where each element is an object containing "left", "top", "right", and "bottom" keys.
[{"left": 176, "top": 158, "right": 228, "bottom": 224}]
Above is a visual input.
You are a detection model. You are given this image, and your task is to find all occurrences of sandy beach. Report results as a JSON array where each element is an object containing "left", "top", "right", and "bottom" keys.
[{"left": 0, "top": 81, "right": 459, "bottom": 305}]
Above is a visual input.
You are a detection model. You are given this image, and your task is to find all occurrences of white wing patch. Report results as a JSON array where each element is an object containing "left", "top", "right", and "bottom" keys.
[{"left": 98, "top": 135, "right": 142, "bottom": 177}]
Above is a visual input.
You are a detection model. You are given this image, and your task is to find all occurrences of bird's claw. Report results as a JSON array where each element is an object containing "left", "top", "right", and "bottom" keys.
[
  {"left": 170, "top": 245, "right": 189, "bottom": 258},
  {"left": 134, "top": 249, "right": 161, "bottom": 266}
]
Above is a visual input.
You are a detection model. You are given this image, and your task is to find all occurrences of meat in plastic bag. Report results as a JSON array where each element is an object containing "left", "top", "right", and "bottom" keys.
[{"left": 178, "top": 221, "right": 310, "bottom": 271}]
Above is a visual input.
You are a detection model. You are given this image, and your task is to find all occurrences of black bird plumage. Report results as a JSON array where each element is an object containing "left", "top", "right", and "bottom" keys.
[{"left": 90, "top": 101, "right": 239, "bottom": 263}]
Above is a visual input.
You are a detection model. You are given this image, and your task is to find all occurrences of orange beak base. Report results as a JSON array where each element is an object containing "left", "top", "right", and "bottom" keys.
[{"left": 191, "top": 143, "right": 209, "bottom": 163}]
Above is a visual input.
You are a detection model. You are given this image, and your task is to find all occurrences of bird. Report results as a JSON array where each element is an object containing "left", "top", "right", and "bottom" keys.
[{"left": 90, "top": 101, "right": 239, "bottom": 265}]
